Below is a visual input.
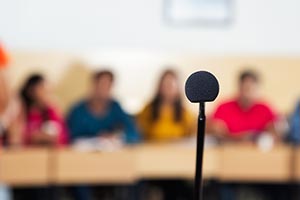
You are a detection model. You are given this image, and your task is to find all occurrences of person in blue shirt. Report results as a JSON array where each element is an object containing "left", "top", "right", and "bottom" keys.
[
  {"left": 67, "top": 70, "right": 140, "bottom": 144},
  {"left": 67, "top": 70, "right": 140, "bottom": 200}
]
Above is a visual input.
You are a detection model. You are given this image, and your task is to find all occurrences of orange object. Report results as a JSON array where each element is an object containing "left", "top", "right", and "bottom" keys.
[{"left": 0, "top": 44, "right": 9, "bottom": 68}]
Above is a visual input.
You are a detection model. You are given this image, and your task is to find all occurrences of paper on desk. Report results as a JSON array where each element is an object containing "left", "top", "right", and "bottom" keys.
[{"left": 72, "top": 137, "right": 123, "bottom": 152}]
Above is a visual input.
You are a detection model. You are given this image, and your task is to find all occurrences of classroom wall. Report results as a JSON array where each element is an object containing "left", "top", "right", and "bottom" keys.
[
  {"left": 1, "top": 0, "right": 300, "bottom": 54},
  {"left": 7, "top": 51, "right": 300, "bottom": 115},
  {"left": 2, "top": 0, "right": 300, "bottom": 115}
]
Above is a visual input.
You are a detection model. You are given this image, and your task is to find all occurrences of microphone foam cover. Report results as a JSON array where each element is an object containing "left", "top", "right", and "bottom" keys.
[{"left": 185, "top": 71, "right": 219, "bottom": 103}]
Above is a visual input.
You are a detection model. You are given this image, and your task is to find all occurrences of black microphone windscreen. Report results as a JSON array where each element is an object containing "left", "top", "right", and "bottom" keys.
[{"left": 185, "top": 71, "right": 219, "bottom": 103}]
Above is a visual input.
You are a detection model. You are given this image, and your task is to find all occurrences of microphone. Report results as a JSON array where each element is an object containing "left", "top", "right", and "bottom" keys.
[{"left": 185, "top": 71, "right": 219, "bottom": 200}]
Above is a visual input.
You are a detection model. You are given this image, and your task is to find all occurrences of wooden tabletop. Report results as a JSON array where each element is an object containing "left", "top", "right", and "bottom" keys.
[{"left": 0, "top": 143, "right": 299, "bottom": 186}]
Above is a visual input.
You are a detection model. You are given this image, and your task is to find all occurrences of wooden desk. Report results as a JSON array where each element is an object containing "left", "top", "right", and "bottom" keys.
[
  {"left": 52, "top": 148, "right": 136, "bottom": 185},
  {"left": 219, "top": 144, "right": 293, "bottom": 182},
  {"left": 292, "top": 147, "right": 300, "bottom": 181},
  {"left": 51, "top": 144, "right": 219, "bottom": 184},
  {"left": 0, "top": 148, "right": 50, "bottom": 186},
  {"left": 0, "top": 144, "right": 296, "bottom": 186},
  {"left": 135, "top": 144, "right": 219, "bottom": 179}
]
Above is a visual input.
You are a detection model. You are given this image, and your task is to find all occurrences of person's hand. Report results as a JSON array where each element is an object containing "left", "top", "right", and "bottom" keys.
[
  {"left": 31, "top": 131, "right": 57, "bottom": 146},
  {"left": 210, "top": 120, "right": 229, "bottom": 139},
  {"left": 238, "top": 132, "right": 255, "bottom": 141},
  {"left": 225, "top": 131, "right": 255, "bottom": 143}
]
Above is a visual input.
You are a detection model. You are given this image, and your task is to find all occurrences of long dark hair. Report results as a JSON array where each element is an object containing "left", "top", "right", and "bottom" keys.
[
  {"left": 151, "top": 69, "right": 183, "bottom": 122},
  {"left": 20, "top": 74, "right": 47, "bottom": 119}
]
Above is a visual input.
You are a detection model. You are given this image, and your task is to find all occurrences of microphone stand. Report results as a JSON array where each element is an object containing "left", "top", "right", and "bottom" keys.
[{"left": 194, "top": 102, "right": 205, "bottom": 200}]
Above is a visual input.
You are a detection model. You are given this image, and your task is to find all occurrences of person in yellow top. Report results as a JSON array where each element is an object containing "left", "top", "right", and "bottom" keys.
[
  {"left": 138, "top": 69, "right": 196, "bottom": 142},
  {"left": 137, "top": 69, "right": 195, "bottom": 200}
]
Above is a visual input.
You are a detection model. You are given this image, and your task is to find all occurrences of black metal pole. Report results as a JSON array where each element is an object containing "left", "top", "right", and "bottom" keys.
[{"left": 194, "top": 102, "right": 206, "bottom": 200}]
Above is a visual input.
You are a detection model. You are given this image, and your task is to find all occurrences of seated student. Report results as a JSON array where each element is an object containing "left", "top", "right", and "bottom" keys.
[
  {"left": 0, "top": 42, "right": 12, "bottom": 200},
  {"left": 137, "top": 69, "right": 195, "bottom": 200},
  {"left": 67, "top": 70, "right": 140, "bottom": 200},
  {"left": 19, "top": 74, "right": 68, "bottom": 147},
  {"left": 208, "top": 70, "right": 280, "bottom": 200},
  {"left": 13, "top": 74, "right": 68, "bottom": 200},
  {"left": 138, "top": 69, "right": 195, "bottom": 142},
  {"left": 208, "top": 70, "right": 279, "bottom": 142},
  {"left": 67, "top": 70, "right": 140, "bottom": 144}
]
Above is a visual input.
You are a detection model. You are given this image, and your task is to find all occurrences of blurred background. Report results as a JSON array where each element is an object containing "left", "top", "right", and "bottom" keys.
[{"left": 0, "top": 0, "right": 300, "bottom": 200}]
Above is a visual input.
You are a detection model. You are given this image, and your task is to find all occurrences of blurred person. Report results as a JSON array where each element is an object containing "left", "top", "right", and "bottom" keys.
[
  {"left": 19, "top": 74, "right": 68, "bottom": 147},
  {"left": 138, "top": 69, "right": 195, "bottom": 142},
  {"left": 12, "top": 74, "right": 68, "bottom": 200},
  {"left": 137, "top": 69, "right": 195, "bottom": 200},
  {"left": 208, "top": 70, "right": 279, "bottom": 142},
  {"left": 67, "top": 70, "right": 140, "bottom": 145},
  {"left": 0, "top": 42, "right": 12, "bottom": 200},
  {"left": 67, "top": 70, "right": 140, "bottom": 200},
  {"left": 208, "top": 70, "right": 280, "bottom": 200}
]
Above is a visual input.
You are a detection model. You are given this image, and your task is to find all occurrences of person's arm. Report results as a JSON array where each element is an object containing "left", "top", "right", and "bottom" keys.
[
  {"left": 30, "top": 131, "right": 57, "bottom": 146},
  {"left": 208, "top": 117, "right": 256, "bottom": 143},
  {"left": 264, "top": 105, "right": 281, "bottom": 143},
  {"left": 4, "top": 99, "right": 23, "bottom": 147},
  {"left": 180, "top": 108, "right": 197, "bottom": 137},
  {"left": 29, "top": 106, "right": 68, "bottom": 146},
  {"left": 45, "top": 107, "right": 69, "bottom": 145},
  {"left": 14, "top": 107, "right": 57, "bottom": 146},
  {"left": 66, "top": 105, "right": 88, "bottom": 142},
  {"left": 207, "top": 118, "right": 229, "bottom": 139},
  {"left": 265, "top": 121, "right": 280, "bottom": 143},
  {"left": 115, "top": 102, "right": 141, "bottom": 144},
  {"left": 207, "top": 103, "right": 230, "bottom": 139},
  {"left": 136, "top": 105, "right": 152, "bottom": 141}
]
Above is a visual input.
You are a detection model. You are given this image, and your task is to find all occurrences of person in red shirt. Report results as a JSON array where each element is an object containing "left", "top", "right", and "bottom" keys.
[
  {"left": 208, "top": 70, "right": 278, "bottom": 141},
  {"left": 19, "top": 74, "right": 68, "bottom": 147}
]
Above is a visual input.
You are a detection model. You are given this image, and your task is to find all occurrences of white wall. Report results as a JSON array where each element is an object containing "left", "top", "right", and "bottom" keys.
[
  {"left": 1, "top": 0, "right": 300, "bottom": 114},
  {"left": 1, "top": 0, "right": 300, "bottom": 54}
]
